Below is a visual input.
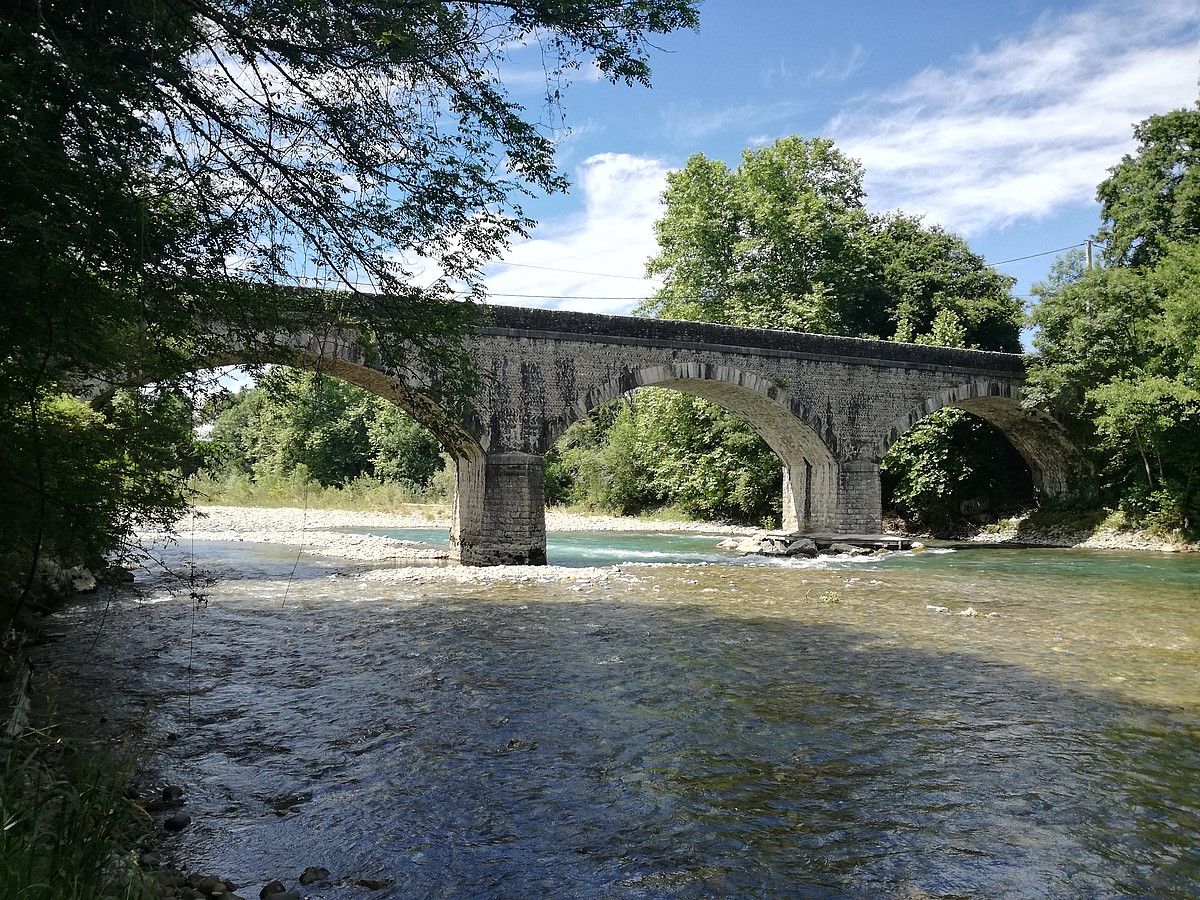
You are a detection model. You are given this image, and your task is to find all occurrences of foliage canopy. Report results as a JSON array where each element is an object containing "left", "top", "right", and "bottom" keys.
[
  {"left": 552, "top": 135, "right": 1026, "bottom": 528},
  {"left": 0, "top": 0, "right": 698, "bottom": 620},
  {"left": 202, "top": 369, "right": 445, "bottom": 490},
  {"left": 640, "top": 137, "right": 1021, "bottom": 350},
  {"left": 1097, "top": 104, "right": 1200, "bottom": 268}
]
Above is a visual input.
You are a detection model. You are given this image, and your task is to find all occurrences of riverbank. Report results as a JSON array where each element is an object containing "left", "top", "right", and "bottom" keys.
[
  {"left": 942, "top": 505, "right": 1199, "bottom": 553},
  {"left": 151, "top": 505, "right": 1196, "bottom": 565},
  {"left": 137, "top": 505, "right": 753, "bottom": 565},
  {"left": 187, "top": 503, "right": 751, "bottom": 534},
  {"left": 964, "top": 518, "right": 1199, "bottom": 552}
]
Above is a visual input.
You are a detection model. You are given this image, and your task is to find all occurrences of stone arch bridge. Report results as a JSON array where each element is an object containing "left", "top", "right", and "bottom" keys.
[{"left": 216, "top": 306, "right": 1084, "bottom": 565}]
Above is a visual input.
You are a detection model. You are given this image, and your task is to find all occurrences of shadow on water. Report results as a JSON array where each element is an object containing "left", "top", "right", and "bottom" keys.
[
  {"left": 40, "top": 573, "right": 1200, "bottom": 899},
  {"left": 140, "top": 540, "right": 380, "bottom": 584}
]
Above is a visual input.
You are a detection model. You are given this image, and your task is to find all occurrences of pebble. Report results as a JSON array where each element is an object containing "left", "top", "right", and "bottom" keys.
[{"left": 299, "top": 866, "right": 330, "bottom": 885}]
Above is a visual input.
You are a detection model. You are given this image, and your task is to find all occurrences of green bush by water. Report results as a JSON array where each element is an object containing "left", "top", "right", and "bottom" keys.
[{"left": 0, "top": 728, "right": 154, "bottom": 900}]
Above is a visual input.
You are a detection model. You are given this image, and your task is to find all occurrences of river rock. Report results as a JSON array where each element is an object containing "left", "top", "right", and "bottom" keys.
[
  {"left": 194, "top": 876, "right": 228, "bottom": 894},
  {"left": 259, "top": 882, "right": 287, "bottom": 899},
  {"left": 827, "top": 542, "right": 870, "bottom": 556},
  {"left": 158, "top": 869, "right": 187, "bottom": 889},
  {"left": 163, "top": 812, "right": 191, "bottom": 832},
  {"left": 759, "top": 537, "right": 791, "bottom": 556},
  {"left": 34, "top": 557, "right": 71, "bottom": 594},
  {"left": 299, "top": 866, "right": 330, "bottom": 885},
  {"left": 785, "top": 538, "right": 818, "bottom": 557},
  {"left": 717, "top": 537, "right": 741, "bottom": 550},
  {"left": 734, "top": 534, "right": 768, "bottom": 554},
  {"left": 65, "top": 565, "right": 98, "bottom": 592}
]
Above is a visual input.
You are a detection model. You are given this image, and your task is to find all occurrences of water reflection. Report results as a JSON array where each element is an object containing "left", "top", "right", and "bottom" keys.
[{"left": 39, "top": 540, "right": 1200, "bottom": 898}]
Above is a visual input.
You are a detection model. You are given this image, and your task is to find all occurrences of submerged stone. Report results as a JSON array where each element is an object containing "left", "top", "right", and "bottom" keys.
[{"left": 299, "top": 866, "right": 330, "bottom": 885}]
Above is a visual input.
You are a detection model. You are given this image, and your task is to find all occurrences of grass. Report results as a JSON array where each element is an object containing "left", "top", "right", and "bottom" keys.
[
  {"left": 189, "top": 469, "right": 453, "bottom": 514},
  {"left": 0, "top": 724, "right": 155, "bottom": 900},
  {"left": 192, "top": 475, "right": 732, "bottom": 527}
]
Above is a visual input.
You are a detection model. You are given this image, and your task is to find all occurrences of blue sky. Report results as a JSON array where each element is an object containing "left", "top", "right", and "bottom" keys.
[{"left": 478, "top": 0, "right": 1199, "bottom": 332}]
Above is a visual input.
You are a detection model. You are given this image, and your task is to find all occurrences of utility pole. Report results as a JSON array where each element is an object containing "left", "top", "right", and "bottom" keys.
[{"left": 1085, "top": 239, "right": 1093, "bottom": 269}]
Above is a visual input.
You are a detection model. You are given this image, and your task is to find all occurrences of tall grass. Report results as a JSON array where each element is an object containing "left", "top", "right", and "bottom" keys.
[
  {"left": 0, "top": 728, "right": 155, "bottom": 900},
  {"left": 189, "top": 465, "right": 454, "bottom": 513}
]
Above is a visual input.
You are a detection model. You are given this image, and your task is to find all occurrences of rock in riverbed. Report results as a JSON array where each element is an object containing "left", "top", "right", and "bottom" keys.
[
  {"left": 786, "top": 537, "right": 818, "bottom": 557},
  {"left": 299, "top": 866, "right": 330, "bottom": 885},
  {"left": 732, "top": 532, "right": 871, "bottom": 558},
  {"left": 827, "top": 542, "right": 871, "bottom": 556}
]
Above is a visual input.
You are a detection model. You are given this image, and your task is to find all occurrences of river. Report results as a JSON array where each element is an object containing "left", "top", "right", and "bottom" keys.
[{"left": 39, "top": 529, "right": 1200, "bottom": 897}]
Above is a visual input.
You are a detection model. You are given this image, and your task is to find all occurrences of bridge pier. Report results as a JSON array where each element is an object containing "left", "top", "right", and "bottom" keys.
[
  {"left": 835, "top": 459, "right": 883, "bottom": 533},
  {"left": 781, "top": 459, "right": 838, "bottom": 532},
  {"left": 450, "top": 451, "right": 548, "bottom": 566}
]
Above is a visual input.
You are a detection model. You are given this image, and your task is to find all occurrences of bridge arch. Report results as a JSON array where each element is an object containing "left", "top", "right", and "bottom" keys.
[
  {"left": 879, "top": 378, "right": 1087, "bottom": 498},
  {"left": 545, "top": 362, "right": 840, "bottom": 531},
  {"left": 160, "top": 339, "right": 517, "bottom": 565}
]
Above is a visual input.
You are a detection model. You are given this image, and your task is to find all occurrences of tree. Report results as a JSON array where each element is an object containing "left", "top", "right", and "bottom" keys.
[
  {"left": 0, "top": 0, "right": 699, "bottom": 616},
  {"left": 203, "top": 370, "right": 444, "bottom": 489},
  {"left": 871, "top": 214, "right": 1020, "bottom": 351},
  {"left": 545, "top": 391, "right": 780, "bottom": 524},
  {"left": 879, "top": 408, "right": 1033, "bottom": 531},
  {"left": 1150, "top": 239, "right": 1200, "bottom": 375},
  {"left": 581, "top": 136, "right": 1025, "bottom": 530},
  {"left": 640, "top": 141, "right": 1020, "bottom": 347},
  {"left": 1089, "top": 376, "right": 1200, "bottom": 532},
  {"left": 1096, "top": 103, "right": 1200, "bottom": 269},
  {"left": 1029, "top": 238, "right": 1200, "bottom": 532},
  {"left": 642, "top": 138, "right": 876, "bottom": 334},
  {"left": 1027, "top": 255, "right": 1159, "bottom": 420}
]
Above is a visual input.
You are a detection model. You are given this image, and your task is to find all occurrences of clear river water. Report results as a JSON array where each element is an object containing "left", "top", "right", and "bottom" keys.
[{"left": 41, "top": 529, "right": 1200, "bottom": 898}]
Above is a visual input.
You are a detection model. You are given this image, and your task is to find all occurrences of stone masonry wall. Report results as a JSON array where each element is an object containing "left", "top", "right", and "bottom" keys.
[{"left": 261, "top": 307, "right": 1082, "bottom": 563}]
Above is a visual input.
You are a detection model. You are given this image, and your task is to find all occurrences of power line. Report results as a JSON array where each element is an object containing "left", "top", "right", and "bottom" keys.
[
  {"left": 488, "top": 261, "right": 653, "bottom": 280},
  {"left": 289, "top": 240, "right": 1091, "bottom": 303},
  {"left": 486, "top": 242, "right": 1089, "bottom": 295},
  {"left": 483, "top": 291, "right": 653, "bottom": 301},
  {"left": 987, "top": 243, "right": 1083, "bottom": 267}
]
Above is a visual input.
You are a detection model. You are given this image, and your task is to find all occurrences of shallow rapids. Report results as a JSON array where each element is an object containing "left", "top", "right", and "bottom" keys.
[{"left": 38, "top": 533, "right": 1200, "bottom": 897}]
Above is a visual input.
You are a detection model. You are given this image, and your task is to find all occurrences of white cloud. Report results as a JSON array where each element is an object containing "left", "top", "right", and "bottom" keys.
[
  {"left": 483, "top": 153, "right": 670, "bottom": 314},
  {"left": 808, "top": 44, "right": 866, "bottom": 82},
  {"left": 829, "top": 0, "right": 1199, "bottom": 234},
  {"left": 660, "top": 99, "right": 805, "bottom": 141}
]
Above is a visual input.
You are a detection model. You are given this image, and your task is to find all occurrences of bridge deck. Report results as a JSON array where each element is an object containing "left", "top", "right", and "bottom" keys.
[{"left": 483, "top": 305, "right": 1027, "bottom": 376}]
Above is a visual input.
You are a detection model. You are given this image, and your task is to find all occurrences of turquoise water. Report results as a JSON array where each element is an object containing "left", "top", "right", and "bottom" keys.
[
  {"left": 337, "top": 524, "right": 1200, "bottom": 587},
  {"left": 330, "top": 525, "right": 740, "bottom": 566},
  {"left": 41, "top": 531, "right": 1200, "bottom": 897}
]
